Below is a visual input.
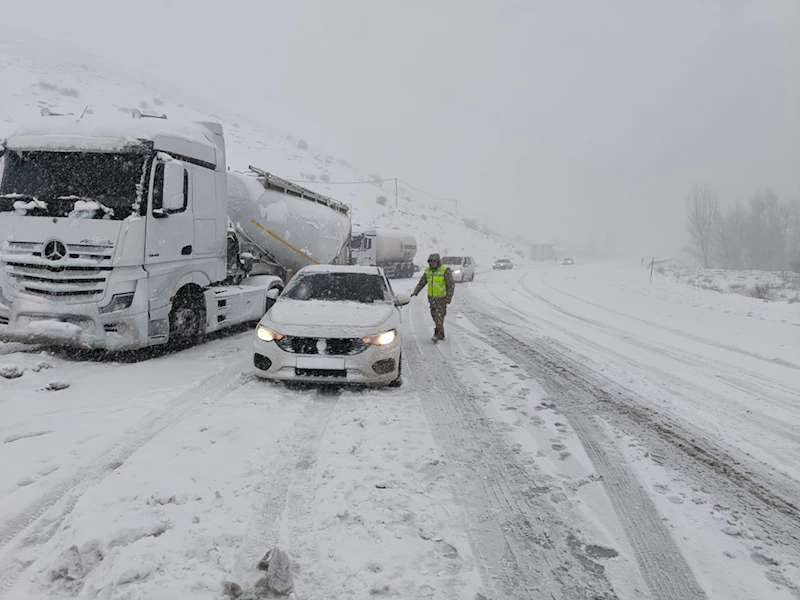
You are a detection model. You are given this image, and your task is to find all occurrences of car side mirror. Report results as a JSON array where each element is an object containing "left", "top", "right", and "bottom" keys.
[
  {"left": 266, "top": 288, "right": 281, "bottom": 301},
  {"left": 395, "top": 293, "right": 410, "bottom": 306},
  {"left": 163, "top": 161, "right": 185, "bottom": 212}
]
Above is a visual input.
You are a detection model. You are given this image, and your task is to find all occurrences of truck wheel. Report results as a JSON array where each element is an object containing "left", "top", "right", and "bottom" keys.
[{"left": 169, "top": 290, "right": 206, "bottom": 348}]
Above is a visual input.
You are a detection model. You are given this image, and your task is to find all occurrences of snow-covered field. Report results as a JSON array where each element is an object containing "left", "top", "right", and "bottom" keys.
[{"left": 660, "top": 264, "right": 800, "bottom": 305}]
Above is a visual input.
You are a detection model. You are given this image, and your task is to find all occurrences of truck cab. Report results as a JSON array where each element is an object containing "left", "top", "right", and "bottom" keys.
[{"left": 0, "top": 112, "right": 276, "bottom": 350}]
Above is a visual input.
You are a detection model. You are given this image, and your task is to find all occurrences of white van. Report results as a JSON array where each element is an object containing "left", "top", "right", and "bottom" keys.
[{"left": 442, "top": 256, "right": 475, "bottom": 282}]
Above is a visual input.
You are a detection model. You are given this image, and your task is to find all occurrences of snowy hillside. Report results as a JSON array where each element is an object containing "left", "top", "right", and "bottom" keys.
[{"left": 0, "top": 37, "right": 527, "bottom": 268}]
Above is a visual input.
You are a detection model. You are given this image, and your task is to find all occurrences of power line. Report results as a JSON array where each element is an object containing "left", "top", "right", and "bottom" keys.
[
  {"left": 279, "top": 174, "right": 487, "bottom": 225},
  {"left": 396, "top": 178, "right": 459, "bottom": 203}
]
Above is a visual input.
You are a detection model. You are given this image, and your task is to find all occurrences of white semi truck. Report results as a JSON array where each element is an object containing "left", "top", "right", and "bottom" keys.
[
  {"left": 349, "top": 228, "right": 417, "bottom": 278},
  {"left": 0, "top": 112, "right": 351, "bottom": 351}
]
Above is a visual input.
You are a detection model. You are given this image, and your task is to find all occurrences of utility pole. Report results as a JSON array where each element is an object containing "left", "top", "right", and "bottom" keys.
[
  {"left": 454, "top": 199, "right": 458, "bottom": 223},
  {"left": 395, "top": 178, "right": 398, "bottom": 209}
]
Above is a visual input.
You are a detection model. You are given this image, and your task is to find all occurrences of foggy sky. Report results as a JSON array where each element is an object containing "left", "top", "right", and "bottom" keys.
[{"left": 2, "top": 0, "right": 798, "bottom": 256}]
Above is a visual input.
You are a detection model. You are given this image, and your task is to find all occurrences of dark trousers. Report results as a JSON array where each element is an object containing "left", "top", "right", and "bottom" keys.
[{"left": 429, "top": 297, "right": 448, "bottom": 339}]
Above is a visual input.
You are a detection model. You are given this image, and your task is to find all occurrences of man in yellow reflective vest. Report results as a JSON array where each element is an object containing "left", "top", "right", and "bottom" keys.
[{"left": 411, "top": 253, "right": 455, "bottom": 342}]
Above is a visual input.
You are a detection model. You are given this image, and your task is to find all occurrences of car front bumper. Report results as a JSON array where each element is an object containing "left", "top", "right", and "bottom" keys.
[{"left": 253, "top": 337, "right": 401, "bottom": 385}]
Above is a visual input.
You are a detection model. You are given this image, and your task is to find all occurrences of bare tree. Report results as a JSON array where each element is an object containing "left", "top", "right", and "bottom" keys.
[
  {"left": 717, "top": 202, "right": 747, "bottom": 269},
  {"left": 686, "top": 183, "right": 720, "bottom": 268},
  {"left": 746, "top": 190, "right": 794, "bottom": 271}
]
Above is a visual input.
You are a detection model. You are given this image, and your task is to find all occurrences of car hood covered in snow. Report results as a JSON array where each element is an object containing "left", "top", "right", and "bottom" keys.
[{"left": 263, "top": 299, "right": 397, "bottom": 337}]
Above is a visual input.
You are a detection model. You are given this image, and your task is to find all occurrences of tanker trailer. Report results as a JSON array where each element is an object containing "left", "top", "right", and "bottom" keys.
[
  {"left": 350, "top": 228, "right": 417, "bottom": 279},
  {"left": 227, "top": 166, "right": 352, "bottom": 281}
]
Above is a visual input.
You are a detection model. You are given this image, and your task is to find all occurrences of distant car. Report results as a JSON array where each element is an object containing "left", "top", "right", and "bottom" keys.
[
  {"left": 493, "top": 258, "right": 513, "bottom": 270},
  {"left": 253, "top": 265, "right": 409, "bottom": 387},
  {"left": 561, "top": 258, "right": 574, "bottom": 265},
  {"left": 442, "top": 256, "right": 475, "bottom": 282}
]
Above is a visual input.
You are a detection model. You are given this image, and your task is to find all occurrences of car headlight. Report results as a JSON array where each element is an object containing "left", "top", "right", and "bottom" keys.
[
  {"left": 362, "top": 329, "right": 396, "bottom": 346},
  {"left": 454, "top": 269, "right": 462, "bottom": 274},
  {"left": 256, "top": 326, "right": 284, "bottom": 342},
  {"left": 99, "top": 292, "right": 135, "bottom": 314}
]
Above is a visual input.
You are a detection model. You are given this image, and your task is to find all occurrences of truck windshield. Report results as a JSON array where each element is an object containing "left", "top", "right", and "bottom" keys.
[
  {"left": 441, "top": 256, "right": 464, "bottom": 265},
  {"left": 282, "top": 272, "right": 390, "bottom": 303},
  {"left": 0, "top": 150, "right": 148, "bottom": 220}
]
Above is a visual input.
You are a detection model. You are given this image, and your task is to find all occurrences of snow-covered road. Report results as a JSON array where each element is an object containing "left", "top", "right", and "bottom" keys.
[{"left": 1, "top": 262, "right": 799, "bottom": 599}]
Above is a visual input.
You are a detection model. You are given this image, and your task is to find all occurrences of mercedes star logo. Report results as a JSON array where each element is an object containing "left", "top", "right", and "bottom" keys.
[{"left": 43, "top": 239, "right": 68, "bottom": 261}]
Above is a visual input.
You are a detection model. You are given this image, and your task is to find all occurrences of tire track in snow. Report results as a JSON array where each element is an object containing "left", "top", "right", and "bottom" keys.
[
  {"left": 0, "top": 364, "right": 252, "bottom": 598},
  {"left": 524, "top": 273, "right": 800, "bottom": 409},
  {"left": 458, "top": 305, "right": 707, "bottom": 600},
  {"left": 234, "top": 390, "right": 340, "bottom": 595},
  {"left": 537, "top": 272, "right": 800, "bottom": 371},
  {"left": 507, "top": 274, "right": 800, "bottom": 483},
  {"left": 406, "top": 300, "right": 619, "bottom": 600}
]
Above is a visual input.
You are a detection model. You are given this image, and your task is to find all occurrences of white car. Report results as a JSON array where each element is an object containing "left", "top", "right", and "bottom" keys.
[
  {"left": 442, "top": 256, "right": 475, "bottom": 282},
  {"left": 253, "top": 265, "right": 409, "bottom": 386}
]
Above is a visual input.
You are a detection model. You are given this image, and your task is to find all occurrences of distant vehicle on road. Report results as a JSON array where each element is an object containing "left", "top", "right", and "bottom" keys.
[
  {"left": 493, "top": 258, "right": 513, "bottom": 270},
  {"left": 561, "top": 258, "right": 575, "bottom": 265},
  {"left": 349, "top": 228, "right": 417, "bottom": 279},
  {"left": 253, "top": 265, "right": 408, "bottom": 387},
  {"left": 442, "top": 256, "right": 475, "bottom": 282}
]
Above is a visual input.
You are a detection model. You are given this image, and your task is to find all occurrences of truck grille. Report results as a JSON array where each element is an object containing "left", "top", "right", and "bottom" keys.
[
  {"left": 276, "top": 336, "right": 368, "bottom": 356},
  {"left": 1, "top": 240, "right": 113, "bottom": 302}
]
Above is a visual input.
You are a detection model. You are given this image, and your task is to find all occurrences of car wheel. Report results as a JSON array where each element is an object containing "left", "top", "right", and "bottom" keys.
[
  {"left": 387, "top": 354, "right": 402, "bottom": 388},
  {"left": 169, "top": 290, "right": 206, "bottom": 348}
]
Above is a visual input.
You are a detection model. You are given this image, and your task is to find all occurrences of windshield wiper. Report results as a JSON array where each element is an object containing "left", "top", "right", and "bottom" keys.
[
  {"left": 0, "top": 194, "right": 48, "bottom": 213},
  {"left": 58, "top": 196, "right": 116, "bottom": 219}
]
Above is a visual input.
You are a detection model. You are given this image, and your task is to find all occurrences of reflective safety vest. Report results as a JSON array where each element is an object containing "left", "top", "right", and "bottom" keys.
[{"left": 424, "top": 265, "right": 448, "bottom": 298}]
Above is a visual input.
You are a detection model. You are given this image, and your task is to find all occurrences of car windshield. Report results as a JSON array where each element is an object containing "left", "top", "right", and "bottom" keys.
[
  {"left": 441, "top": 257, "right": 463, "bottom": 265},
  {"left": 0, "top": 150, "right": 149, "bottom": 220},
  {"left": 497, "top": 259, "right": 510, "bottom": 263},
  {"left": 282, "top": 272, "right": 390, "bottom": 303}
]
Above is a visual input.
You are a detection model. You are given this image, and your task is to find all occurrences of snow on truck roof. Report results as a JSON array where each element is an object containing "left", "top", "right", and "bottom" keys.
[{"left": 4, "top": 115, "right": 222, "bottom": 167}]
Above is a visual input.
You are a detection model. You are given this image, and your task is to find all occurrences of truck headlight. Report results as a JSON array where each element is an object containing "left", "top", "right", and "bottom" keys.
[
  {"left": 256, "top": 326, "right": 284, "bottom": 342},
  {"left": 363, "top": 329, "right": 396, "bottom": 346},
  {"left": 99, "top": 292, "right": 135, "bottom": 314}
]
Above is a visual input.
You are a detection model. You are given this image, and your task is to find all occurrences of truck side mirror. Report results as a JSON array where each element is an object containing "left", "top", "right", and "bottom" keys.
[{"left": 163, "top": 162, "right": 186, "bottom": 213}]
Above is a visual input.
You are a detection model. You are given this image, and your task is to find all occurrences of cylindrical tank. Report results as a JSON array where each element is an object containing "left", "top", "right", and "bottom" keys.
[
  {"left": 227, "top": 172, "right": 351, "bottom": 273},
  {"left": 362, "top": 229, "right": 417, "bottom": 264}
]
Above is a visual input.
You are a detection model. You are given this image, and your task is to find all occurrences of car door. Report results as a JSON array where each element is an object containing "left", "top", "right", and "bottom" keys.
[{"left": 464, "top": 256, "right": 474, "bottom": 279}]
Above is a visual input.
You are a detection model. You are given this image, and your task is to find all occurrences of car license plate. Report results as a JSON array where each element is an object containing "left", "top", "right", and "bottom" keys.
[{"left": 295, "top": 356, "right": 346, "bottom": 370}]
